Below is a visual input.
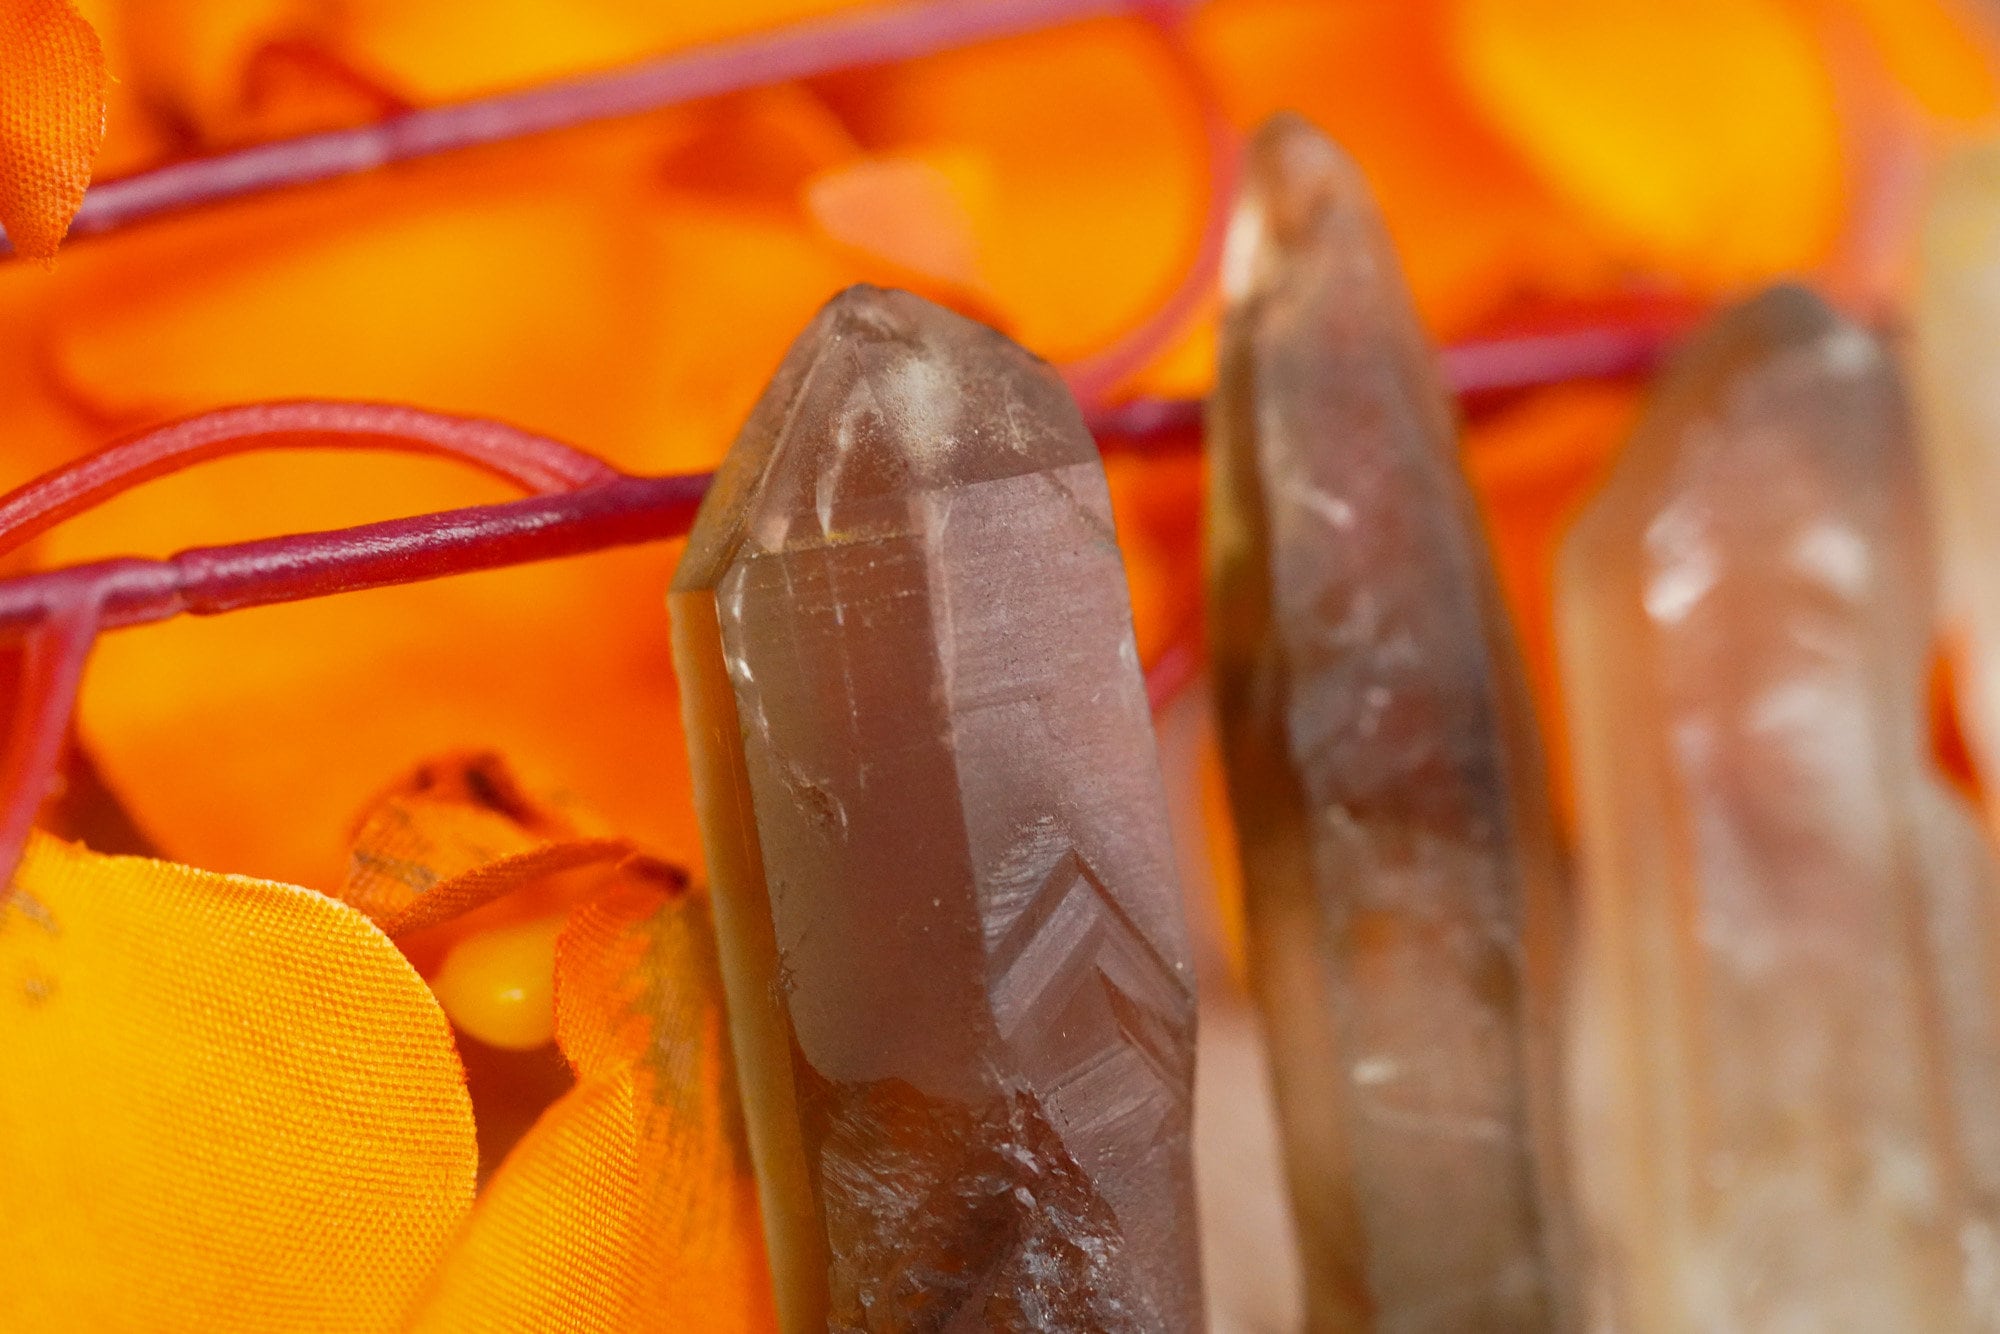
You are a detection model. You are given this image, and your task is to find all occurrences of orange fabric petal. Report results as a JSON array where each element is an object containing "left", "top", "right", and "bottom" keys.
[
  {"left": 1933, "top": 633, "right": 1984, "bottom": 802},
  {"left": 25, "top": 117, "right": 862, "bottom": 892},
  {"left": 0, "top": 0, "right": 105, "bottom": 263},
  {"left": 118, "top": 0, "right": 314, "bottom": 137},
  {"left": 44, "top": 159, "right": 672, "bottom": 448},
  {"left": 827, "top": 17, "right": 1209, "bottom": 361},
  {"left": 229, "top": 38, "right": 415, "bottom": 146},
  {"left": 369, "top": 841, "right": 634, "bottom": 941},
  {"left": 656, "top": 87, "right": 860, "bottom": 214},
  {"left": 0, "top": 833, "right": 476, "bottom": 1332},
  {"left": 1106, "top": 449, "right": 1204, "bottom": 668},
  {"left": 335, "top": 0, "right": 870, "bottom": 105},
  {"left": 1193, "top": 0, "right": 1612, "bottom": 338},
  {"left": 333, "top": 753, "right": 667, "bottom": 1160},
  {"left": 806, "top": 148, "right": 991, "bottom": 294},
  {"left": 406, "top": 1071, "right": 646, "bottom": 1334},
  {"left": 342, "top": 752, "right": 630, "bottom": 938},
  {"left": 64, "top": 0, "right": 176, "bottom": 178},
  {"left": 1449, "top": 0, "right": 1847, "bottom": 289},
  {"left": 415, "top": 875, "right": 772, "bottom": 1331},
  {"left": 1824, "top": 0, "right": 1998, "bottom": 121},
  {"left": 28, "top": 324, "right": 699, "bottom": 889},
  {"left": 555, "top": 876, "right": 774, "bottom": 1330}
]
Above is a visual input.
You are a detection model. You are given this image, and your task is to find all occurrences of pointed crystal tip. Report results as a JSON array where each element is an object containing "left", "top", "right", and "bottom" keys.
[
  {"left": 673, "top": 284, "right": 1096, "bottom": 593},
  {"left": 1647, "top": 283, "right": 1878, "bottom": 418},
  {"left": 1223, "top": 112, "right": 1377, "bottom": 303},
  {"left": 1568, "top": 281, "right": 1923, "bottom": 649},
  {"left": 1582, "top": 284, "right": 1892, "bottom": 522}
]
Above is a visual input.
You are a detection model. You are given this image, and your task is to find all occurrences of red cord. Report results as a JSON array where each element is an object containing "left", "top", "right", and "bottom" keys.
[
  {"left": 4, "top": 0, "right": 1153, "bottom": 260},
  {"left": 0, "top": 401, "right": 619, "bottom": 561},
  {"left": 1058, "top": 3, "right": 1238, "bottom": 406},
  {"left": 0, "top": 589, "right": 107, "bottom": 900}
]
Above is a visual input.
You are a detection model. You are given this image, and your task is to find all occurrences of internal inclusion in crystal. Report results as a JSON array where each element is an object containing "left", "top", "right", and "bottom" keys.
[
  {"left": 1207, "top": 113, "right": 1572, "bottom": 1333},
  {"left": 671, "top": 286, "right": 1205, "bottom": 1331}
]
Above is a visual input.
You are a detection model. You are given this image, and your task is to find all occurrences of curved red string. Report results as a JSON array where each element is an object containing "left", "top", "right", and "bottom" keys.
[
  {"left": 1059, "top": 2, "right": 1236, "bottom": 407},
  {"left": 0, "top": 470, "right": 704, "bottom": 895},
  {"left": 0, "top": 588, "right": 106, "bottom": 900},
  {"left": 0, "top": 401, "right": 623, "bottom": 895},
  {"left": 0, "top": 401, "right": 620, "bottom": 560},
  {"left": 0, "top": 301, "right": 1685, "bottom": 892},
  {"left": 0, "top": 0, "right": 1149, "bottom": 260}
]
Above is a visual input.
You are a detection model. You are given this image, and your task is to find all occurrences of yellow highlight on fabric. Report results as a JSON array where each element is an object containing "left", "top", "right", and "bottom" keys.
[
  {"left": 411, "top": 875, "right": 776, "bottom": 1333},
  {"left": 0, "top": 832, "right": 478, "bottom": 1332},
  {"left": 2, "top": 755, "right": 778, "bottom": 1329},
  {"left": 1450, "top": 0, "right": 1846, "bottom": 287}
]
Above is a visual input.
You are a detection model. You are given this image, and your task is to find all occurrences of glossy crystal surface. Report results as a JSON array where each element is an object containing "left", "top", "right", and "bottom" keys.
[
  {"left": 1206, "top": 113, "right": 1571, "bottom": 1332},
  {"left": 671, "top": 285, "right": 1204, "bottom": 1332},
  {"left": 1562, "top": 287, "right": 2000, "bottom": 1332}
]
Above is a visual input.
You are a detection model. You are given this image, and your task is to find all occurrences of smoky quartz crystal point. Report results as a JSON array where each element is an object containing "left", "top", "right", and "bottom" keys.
[
  {"left": 1206, "top": 114, "right": 1572, "bottom": 1332},
  {"left": 1562, "top": 286, "right": 2000, "bottom": 1331},
  {"left": 670, "top": 285, "right": 1205, "bottom": 1332}
]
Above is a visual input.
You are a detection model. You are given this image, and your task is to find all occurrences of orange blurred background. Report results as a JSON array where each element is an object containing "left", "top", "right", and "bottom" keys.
[{"left": 3, "top": 0, "right": 1994, "bottom": 892}]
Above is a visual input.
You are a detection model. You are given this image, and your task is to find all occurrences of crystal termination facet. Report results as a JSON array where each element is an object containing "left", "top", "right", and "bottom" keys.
[{"left": 671, "top": 285, "right": 1206, "bottom": 1332}]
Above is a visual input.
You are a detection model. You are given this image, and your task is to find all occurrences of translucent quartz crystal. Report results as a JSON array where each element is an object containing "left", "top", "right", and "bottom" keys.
[
  {"left": 1919, "top": 143, "right": 2000, "bottom": 824},
  {"left": 670, "top": 286, "right": 1205, "bottom": 1332},
  {"left": 1562, "top": 286, "right": 2000, "bottom": 1332},
  {"left": 1206, "top": 113, "right": 1571, "bottom": 1332}
]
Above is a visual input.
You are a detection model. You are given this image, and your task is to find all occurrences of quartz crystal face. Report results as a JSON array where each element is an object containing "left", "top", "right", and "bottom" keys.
[
  {"left": 670, "top": 285, "right": 1205, "bottom": 1332},
  {"left": 1206, "top": 113, "right": 1572, "bottom": 1332},
  {"left": 1562, "top": 286, "right": 2000, "bottom": 1332}
]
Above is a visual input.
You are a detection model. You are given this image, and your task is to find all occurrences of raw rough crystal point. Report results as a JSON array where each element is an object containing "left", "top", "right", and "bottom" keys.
[
  {"left": 670, "top": 285, "right": 1206, "bottom": 1332},
  {"left": 1562, "top": 286, "right": 2000, "bottom": 1332},
  {"left": 1206, "top": 113, "right": 1573, "bottom": 1333}
]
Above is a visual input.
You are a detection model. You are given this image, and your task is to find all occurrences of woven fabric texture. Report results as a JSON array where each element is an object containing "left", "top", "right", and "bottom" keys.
[
  {"left": 0, "top": 0, "right": 102, "bottom": 260},
  {"left": 0, "top": 832, "right": 479, "bottom": 1331}
]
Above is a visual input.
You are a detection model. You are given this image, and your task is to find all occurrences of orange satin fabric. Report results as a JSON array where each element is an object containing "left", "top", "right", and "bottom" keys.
[{"left": 0, "top": 0, "right": 103, "bottom": 261}]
